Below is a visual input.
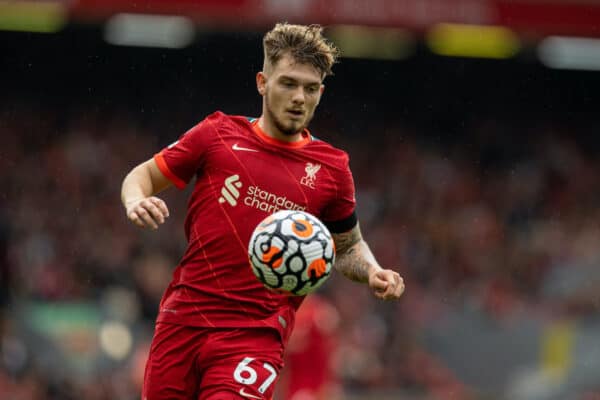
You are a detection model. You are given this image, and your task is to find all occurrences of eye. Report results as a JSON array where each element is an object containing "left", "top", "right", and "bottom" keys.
[{"left": 306, "top": 86, "right": 319, "bottom": 94}]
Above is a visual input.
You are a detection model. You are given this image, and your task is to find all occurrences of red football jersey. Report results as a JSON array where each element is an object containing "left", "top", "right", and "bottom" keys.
[{"left": 153, "top": 111, "right": 356, "bottom": 342}]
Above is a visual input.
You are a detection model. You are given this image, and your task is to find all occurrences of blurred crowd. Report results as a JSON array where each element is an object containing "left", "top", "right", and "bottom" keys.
[{"left": 2, "top": 96, "right": 600, "bottom": 400}]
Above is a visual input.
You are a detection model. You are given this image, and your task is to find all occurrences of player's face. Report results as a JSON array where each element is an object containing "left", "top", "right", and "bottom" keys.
[{"left": 259, "top": 53, "right": 324, "bottom": 139}]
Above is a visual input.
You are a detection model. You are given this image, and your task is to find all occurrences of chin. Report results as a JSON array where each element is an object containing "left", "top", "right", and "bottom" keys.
[
  {"left": 289, "top": 125, "right": 306, "bottom": 136},
  {"left": 277, "top": 119, "right": 304, "bottom": 136}
]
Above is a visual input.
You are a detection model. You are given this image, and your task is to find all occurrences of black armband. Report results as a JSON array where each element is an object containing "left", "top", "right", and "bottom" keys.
[{"left": 324, "top": 211, "right": 358, "bottom": 234}]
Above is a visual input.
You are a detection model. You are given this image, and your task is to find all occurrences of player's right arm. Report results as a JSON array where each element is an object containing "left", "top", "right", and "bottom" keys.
[
  {"left": 122, "top": 114, "right": 222, "bottom": 229},
  {"left": 121, "top": 158, "right": 172, "bottom": 230}
]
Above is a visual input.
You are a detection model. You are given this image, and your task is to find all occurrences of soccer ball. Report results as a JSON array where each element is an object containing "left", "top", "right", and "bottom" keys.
[{"left": 248, "top": 210, "right": 335, "bottom": 296}]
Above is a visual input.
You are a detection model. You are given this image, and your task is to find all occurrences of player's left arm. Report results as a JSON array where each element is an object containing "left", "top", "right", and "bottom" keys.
[{"left": 332, "top": 223, "right": 405, "bottom": 300}]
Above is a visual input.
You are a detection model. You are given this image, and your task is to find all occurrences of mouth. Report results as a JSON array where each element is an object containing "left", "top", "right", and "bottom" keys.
[{"left": 286, "top": 109, "right": 304, "bottom": 119}]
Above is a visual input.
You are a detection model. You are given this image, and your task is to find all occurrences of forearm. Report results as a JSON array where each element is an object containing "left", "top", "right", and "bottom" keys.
[
  {"left": 122, "top": 158, "right": 174, "bottom": 207},
  {"left": 121, "top": 163, "right": 155, "bottom": 208},
  {"left": 332, "top": 222, "right": 382, "bottom": 283},
  {"left": 334, "top": 239, "right": 382, "bottom": 283}
]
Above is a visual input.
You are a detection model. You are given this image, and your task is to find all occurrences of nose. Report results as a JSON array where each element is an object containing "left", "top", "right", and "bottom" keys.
[{"left": 291, "top": 87, "right": 305, "bottom": 105}]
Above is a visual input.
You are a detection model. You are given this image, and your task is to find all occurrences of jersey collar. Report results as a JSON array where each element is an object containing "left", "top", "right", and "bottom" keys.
[{"left": 251, "top": 119, "right": 312, "bottom": 149}]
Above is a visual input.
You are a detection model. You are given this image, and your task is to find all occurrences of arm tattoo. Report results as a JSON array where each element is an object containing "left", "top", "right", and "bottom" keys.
[
  {"left": 332, "top": 224, "right": 362, "bottom": 254},
  {"left": 332, "top": 224, "right": 378, "bottom": 283}
]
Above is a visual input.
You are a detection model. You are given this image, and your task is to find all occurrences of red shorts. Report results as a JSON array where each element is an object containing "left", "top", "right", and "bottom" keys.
[{"left": 143, "top": 322, "right": 284, "bottom": 400}]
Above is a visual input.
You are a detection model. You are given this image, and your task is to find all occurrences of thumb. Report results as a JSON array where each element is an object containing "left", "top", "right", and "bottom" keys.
[{"left": 369, "top": 273, "right": 389, "bottom": 292}]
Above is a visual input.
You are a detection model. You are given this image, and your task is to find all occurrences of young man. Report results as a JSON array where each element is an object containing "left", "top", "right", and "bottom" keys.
[{"left": 121, "top": 23, "right": 404, "bottom": 400}]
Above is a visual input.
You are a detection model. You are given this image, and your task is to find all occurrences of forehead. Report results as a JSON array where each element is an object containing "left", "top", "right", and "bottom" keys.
[{"left": 270, "top": 53, "right": 323, "bottom": 83}]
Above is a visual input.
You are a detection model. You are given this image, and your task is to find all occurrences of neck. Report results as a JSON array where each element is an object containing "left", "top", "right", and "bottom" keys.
[{"left": 258, "top": 115, "right": 303, "bottom": 143}]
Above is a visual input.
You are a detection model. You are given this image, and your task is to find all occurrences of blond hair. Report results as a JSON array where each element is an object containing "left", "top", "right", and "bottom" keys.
[{"left": 263, "top": 23, "right": 339, "bottom": 77}]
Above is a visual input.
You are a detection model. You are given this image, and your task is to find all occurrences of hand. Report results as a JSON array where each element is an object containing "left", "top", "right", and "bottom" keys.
[
  {"left": 368, "top": 268, "right": 405, "bottom": 300},
  {"left": 126, "top": 197, "right": 170, "bottom": 230}
]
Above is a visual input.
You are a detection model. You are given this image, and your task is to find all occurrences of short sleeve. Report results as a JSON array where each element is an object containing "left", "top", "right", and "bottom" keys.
[
  {"left": 320, "top": 153, "right": 357, "bottom": 230},
  {"left": 154, "top": 113, "right": 221, "bottom": 189}
]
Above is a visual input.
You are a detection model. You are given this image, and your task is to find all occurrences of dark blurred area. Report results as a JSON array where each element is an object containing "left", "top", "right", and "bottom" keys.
[{"left": 3, "top": 1, "right": 600, "bottom": 399}]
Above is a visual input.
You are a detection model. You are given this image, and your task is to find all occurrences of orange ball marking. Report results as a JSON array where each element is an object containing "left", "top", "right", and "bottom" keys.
[
  {"left": 308, "top": 258, "right": 327, "bottom": 278},
  {"left": 262, "top": 246, "right": 283, "bottom": 268},
  {"left": 292, "top": 220, "right": 313, "bottom": 238}
]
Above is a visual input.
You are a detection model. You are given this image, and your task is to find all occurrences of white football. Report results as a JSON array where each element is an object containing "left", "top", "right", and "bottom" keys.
[{"left": 248, "top": 210, "right": 335, "bottom": 296}]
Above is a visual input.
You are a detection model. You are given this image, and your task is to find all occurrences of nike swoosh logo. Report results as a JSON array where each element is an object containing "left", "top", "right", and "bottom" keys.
[
  {"left": 239, "top": 388, "right": 262, "bottom": 399},
  {"left": 233, "top": 143, "right": 259, "bottom": 152}
]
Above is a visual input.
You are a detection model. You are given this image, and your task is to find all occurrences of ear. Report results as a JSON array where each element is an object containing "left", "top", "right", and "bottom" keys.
[
  {"left": 320, "top": 84, "right": 325, "bottom": 95},
  {"left": 256, "top": 72, "right": 267, "bottom": 96}
]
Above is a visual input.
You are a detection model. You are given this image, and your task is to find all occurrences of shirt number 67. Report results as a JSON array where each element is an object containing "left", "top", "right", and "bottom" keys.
[{"left": 233, "top": 357, "right": 278, "bottom": 394}]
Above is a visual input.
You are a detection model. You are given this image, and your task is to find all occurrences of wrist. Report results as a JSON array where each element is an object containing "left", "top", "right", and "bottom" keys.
[
  {"left": 123, "top": 196, "right": 144, "bottom": 210},
  {"left": 367, "top": 264, "right": 382, "bottom": 279}
]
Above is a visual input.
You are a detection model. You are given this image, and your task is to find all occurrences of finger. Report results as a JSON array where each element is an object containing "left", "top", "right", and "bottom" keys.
[
  {"left": 397, "top": 276, "right": 405, "bottom": 295},
  {"left": 370, "top": 275, "right": 389, "bottom": 292},
  {"left": 384, "top": 285, "right": 401, "bottom": 299},
  {"left": 136, "top": 207, "right": 158, "bottom": 229},
  {"left": 149, "top": 197, "right": 170, "bottom": 218},
  {"left": 396, "top": 281, "right": 405, "bottom": 297},
  {"left": 377, "top": 274, "right": 403, "bottom": 300},
  {"left": 382, "top": 284, "right": 397, "bottom": 299},
  {"left": 373, "top": 285, "right": 390, "bottom": 300},
  {"left": 128, "top": 211, "right": 146, "bottom": 228},
  {"left": 142, "top": 201, "right": 165, "bottom": 224},
  {"left": 387, "top": 277, "right": 405, "bottom": 299}
]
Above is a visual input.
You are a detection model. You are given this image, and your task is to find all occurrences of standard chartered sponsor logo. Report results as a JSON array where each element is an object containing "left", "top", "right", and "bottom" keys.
[
  {"left": 218, "top": 175, "right": 305, "bottom": 212},
  {"left": 244, "top": 185, "right": 306, "bottom": 212},
  {"left": 219, "top": 175, "right": 243, "bottom": 206}
]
